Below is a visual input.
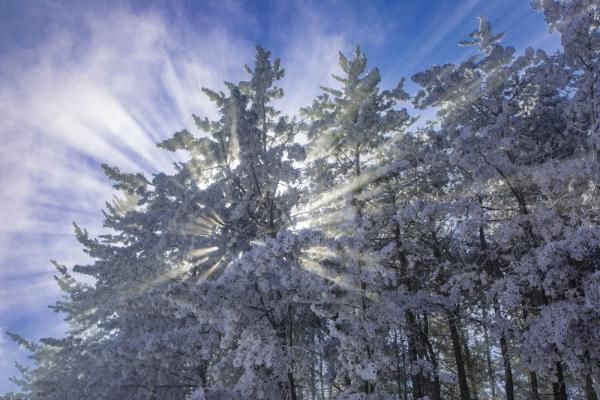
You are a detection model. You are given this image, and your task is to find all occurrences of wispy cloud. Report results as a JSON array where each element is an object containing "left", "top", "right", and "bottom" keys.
[
  {"left": 0, "top": 5, "right": 254, "bottom": 391},
  {"left": 275, "top": 5, "right": 349, "bottom": 115}
]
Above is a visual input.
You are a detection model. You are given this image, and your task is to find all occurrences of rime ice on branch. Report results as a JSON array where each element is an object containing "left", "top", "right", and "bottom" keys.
[{"left": 3, "top": 2, "right": 599, "bottom": 400}]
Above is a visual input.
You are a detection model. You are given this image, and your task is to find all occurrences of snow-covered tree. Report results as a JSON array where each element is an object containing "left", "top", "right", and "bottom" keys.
[
  {"left": 413, "top": 10, "right": 599, "bottom": 400},
  {"left": 301, "top": 47, "right": 414, "bottom": 398},
  {"left": 2, "top": 3, "right": 599, "bottom": 400}
]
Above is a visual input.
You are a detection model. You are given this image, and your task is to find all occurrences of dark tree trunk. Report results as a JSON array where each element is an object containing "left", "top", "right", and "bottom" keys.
[
  {"left": 449, "top": 314, "right": 471, "bottom": 400},
  {"left": 460, "top": 321, "right": 478, "bottom": 399},
  {"left": 482, "top": 307, "right": 497, "bottom": 399},
  {"left": 402, "top": 334, "right": 408, "bottom": 400},
  {"left": 499, "top": 333, "right": 515, "bottom": 400},
  {"left": 493, "top": 302, "right": 515, "bottom": 400},
  {"left": 479, "top": 215, "right": 496, "bottom": 399},
  {"left": 408, "top": 310, "right": 424, "bottom": 399},
  {"left": 288, "top": 372, "right": 298, "bottom": 400},
  {"left": 529, "top": 371, "right": 540, "bottom": 400},
  {"left": 393, "top": 331, "right": 406, "bottom": 400},
  {"left": 197, "top": 361, "right": 208, "bottom": 388},
  {"left": 552, "top": 362, "right": 568, "bottom": 400},
  {"left": 287, "top": 305, "right": 298, "bottom": 400},
  {"left": 585, "top": 374, "right": 598, "bottom": 400},
  {"left": 309, "top": 355, "right": 317, "bottom": 400},
  {"left": 394, "top": 221, "right": 423, "bottom": 400},
  {"left": 319, "top": 334, "right": 325, "bottom": 400},
  {"left": 522, "top": 302, "right": 540, "bottom": 400},
  {"left": 421, "top": 320, "right": 441, "bottom": 400}
]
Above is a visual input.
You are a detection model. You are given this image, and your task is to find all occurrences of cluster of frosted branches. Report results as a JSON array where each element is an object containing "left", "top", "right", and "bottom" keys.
[{"left": 2, "top": 1, "right": 599, "bottom": 399}]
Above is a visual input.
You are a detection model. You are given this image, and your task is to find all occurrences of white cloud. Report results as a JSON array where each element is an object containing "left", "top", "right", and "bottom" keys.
[
  {"left": 0, "top": 5, "right": 255, "bottom": 393},
  {"left": 0, "top": 7, "right": 253, "bottom": 258},
  {"left": 276, "top": 7, "right": 349, "bottom": 116}
]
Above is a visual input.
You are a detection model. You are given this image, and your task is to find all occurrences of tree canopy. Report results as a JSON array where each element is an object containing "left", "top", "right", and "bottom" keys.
[{"left": 2, "top": 1, "right": 599, "bottom": 399}]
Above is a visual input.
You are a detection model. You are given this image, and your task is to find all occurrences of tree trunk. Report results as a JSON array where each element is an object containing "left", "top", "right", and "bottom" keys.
[
  {"left": 482, "top": 307, "right": 497, "bottom": 399},
  {"left": 479, "top": 214, "right": 496, "bottom": 399},
  {"left": 521, "top": 302, "right": 540, "bottom": 400},
  {"left": 499, "top": 332, "right": 515, "bottom": 400},
  {"left": 493, "top": 302, "right": 515, "bottom": 400},
  {"left": 395, "top": 220, "right": 423, "bottom": 400},
  {"left": 408, "top": 310, "right": 424, "bottom": 399},
  {"left": 287, "top": 305, "right": 298, "bottom": 400},
  {"left": 460, "top": 321, "right": 478, "bottom": 399},
  {"left": 393, "top": 331, "right": 406, "bottom": 400},
  {"left": 309, "top": 354, "right": 317, "bottom": 400},
  {"left": 449, "top": 314, "right": 471, "bottom": 400},
  {"left": 319, "top": 334, "right": 325, "bottom": 400},
  {"left": 197, "top": 361, "right": 208, "bottom": 388},
  {"left": 353, "top": 146, "right": 375, "bottom": 396},
  {"left": 585, "top": 374, "right": 598, "bottom": 400},
  {"left": 529, "top": 371, "right": 540, "bottom": 400},
  {"left": 402, "top": 334, "right": 408, "bottom": 400},
  {"left": 552, "top": 362, "right": 567, "bottom": 400},
  {"left": 421, "top": 317, "right": 441, "bottom": 400},
  {"left": 288, "top": 372, "right": 298, "bottom": 400}
]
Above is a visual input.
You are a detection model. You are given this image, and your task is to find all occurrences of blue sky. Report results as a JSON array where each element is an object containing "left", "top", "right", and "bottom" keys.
[{"left": 0, "top": 0, "right": 559, "bottom": 393}]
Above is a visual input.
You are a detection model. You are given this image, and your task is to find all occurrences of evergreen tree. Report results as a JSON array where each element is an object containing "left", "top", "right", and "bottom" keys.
[{"left": 2, "top": 3, "right": 599, "bottom": 400}]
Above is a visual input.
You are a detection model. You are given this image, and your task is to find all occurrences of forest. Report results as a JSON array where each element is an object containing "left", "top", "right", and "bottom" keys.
[{"left": 2, "top": 1, "right": 599, "bottom": 399}]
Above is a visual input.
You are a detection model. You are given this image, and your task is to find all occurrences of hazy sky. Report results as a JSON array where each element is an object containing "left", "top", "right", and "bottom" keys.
[{"left": 0, "top": 0, "right": 559, "bottom": 393}]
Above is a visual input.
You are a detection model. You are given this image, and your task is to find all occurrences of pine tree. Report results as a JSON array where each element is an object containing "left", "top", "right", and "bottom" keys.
[
  {"left": 3, "top": 3, "right": 599, "bottom": 400},
  {"left": 301, "top": 47, "right": 412, "bottom": 397}
]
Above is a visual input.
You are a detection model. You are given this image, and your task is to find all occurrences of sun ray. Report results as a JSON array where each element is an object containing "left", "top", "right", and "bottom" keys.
[{"left": 188, "top": 246, "right": 220, "bottom": 259}]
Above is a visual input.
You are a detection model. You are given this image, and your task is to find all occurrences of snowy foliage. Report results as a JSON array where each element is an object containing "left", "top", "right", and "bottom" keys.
[{"left": 2, "top": 3, "right": 600, "bottom": 400}]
